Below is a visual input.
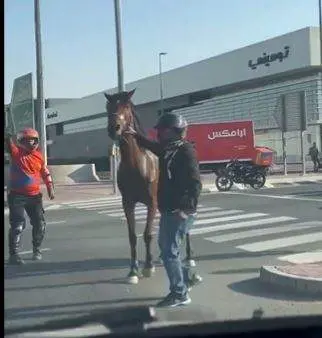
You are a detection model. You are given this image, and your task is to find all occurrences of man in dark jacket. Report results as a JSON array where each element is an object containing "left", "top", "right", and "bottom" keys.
[{"left": 126, "top": 113, "right": 202, "bottom": 307}]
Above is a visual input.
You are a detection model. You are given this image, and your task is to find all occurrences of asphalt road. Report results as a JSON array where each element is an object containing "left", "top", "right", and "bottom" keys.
[{"left": 4, "top": 183, "right": 322, "bottom": 331}]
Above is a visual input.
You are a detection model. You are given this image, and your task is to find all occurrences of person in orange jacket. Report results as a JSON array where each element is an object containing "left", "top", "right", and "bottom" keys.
[{"left": 5, "top": 127, "right": 55, "bottom": 265}]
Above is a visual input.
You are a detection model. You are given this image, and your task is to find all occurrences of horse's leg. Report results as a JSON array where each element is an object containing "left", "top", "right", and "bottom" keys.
[
  {"left": 142, "top": 202, "right": 157, "bottom": 278},
  {"left": 185, "top": 233, "right": 196, "bottom": 267},
  {"left": 123, "top": 199, "right": 140, "bottom": 284}
]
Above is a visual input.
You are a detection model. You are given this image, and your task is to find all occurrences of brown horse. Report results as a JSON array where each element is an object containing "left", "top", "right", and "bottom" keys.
[
  {"left": 104, "top": 89, "right": 197, "bottom": 283},
  {"left": 104, "top": 89, "right": 159, "bottom": 284}
]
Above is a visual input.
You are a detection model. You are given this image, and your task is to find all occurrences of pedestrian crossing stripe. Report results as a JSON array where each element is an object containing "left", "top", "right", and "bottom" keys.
[
  {"left": 62, "top": 196, "right": 122, "bottom": 206},
  {"left": 205, "top": 222, "right": 321, "bottom": 243},
  {"left": 236, "top": 231, "right": 322, "bottom": 252}
]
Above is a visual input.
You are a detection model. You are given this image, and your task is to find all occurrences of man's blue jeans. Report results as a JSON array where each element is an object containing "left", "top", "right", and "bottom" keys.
[{"left": 158, "top": 211, "right": 195, "bottom": 297}]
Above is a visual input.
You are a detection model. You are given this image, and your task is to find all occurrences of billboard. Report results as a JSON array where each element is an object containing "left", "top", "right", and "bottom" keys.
[{"left": 8, "top": 73, "right": 34, "bottom": 133}]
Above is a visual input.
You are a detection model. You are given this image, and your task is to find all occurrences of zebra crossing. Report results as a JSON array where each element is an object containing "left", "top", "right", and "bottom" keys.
[{"left": 61, "top": 196, "right": 322, "bottom": 265}]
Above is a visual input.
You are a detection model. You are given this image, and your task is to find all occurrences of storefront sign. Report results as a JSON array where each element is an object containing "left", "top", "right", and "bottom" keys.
[
  {"left": 248, "top": 46, "right": 290, "bottom": 70},
  {"left": 47, "top": 111, "right": 58, "bottom": 119}
]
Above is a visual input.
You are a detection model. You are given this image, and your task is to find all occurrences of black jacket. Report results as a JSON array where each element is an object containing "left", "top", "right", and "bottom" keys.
[{"left": 135, "top": 134, "right": 202, "bottom": 214}]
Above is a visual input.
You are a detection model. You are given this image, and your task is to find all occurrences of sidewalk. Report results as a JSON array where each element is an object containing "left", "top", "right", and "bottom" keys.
[
  {"left": 260, "top": 263, "right": 322, "bottom": 297},
  {"left": 265, "top": 173, "right": 322, "bottom": 187}
]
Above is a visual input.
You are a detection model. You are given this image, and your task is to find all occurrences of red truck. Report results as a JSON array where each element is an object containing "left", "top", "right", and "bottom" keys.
[{"left": 148, "top": 120, "right": 274, "bottom": 174}]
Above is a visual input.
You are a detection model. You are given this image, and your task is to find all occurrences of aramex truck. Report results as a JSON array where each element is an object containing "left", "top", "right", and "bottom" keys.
[{"left": 148, "top": 120, "right": 274, "bottom": 174}]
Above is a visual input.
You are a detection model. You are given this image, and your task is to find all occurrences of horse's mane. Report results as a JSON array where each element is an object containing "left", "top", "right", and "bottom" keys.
[{"left": 130, "top": 102, "right": 146, "bottom": 137}]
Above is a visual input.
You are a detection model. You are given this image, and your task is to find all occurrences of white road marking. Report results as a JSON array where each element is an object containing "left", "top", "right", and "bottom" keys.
[
  {"left": 78, "top": 202, "right": 124, "bottom": 209},
  {"left": 194, "top": 212, "right": 267, "bottom": 226},
  {"left": 237, "top": 232, "right": 322, "bottom": 252},
  {"left": 134, "top": 210, "right": 241, "bottom": 223},
  {"left": 126, "top": 214, "right": 161, "bottom": 221},
  {"left": 104, "top": 206, "right": 151, "bottom": 216},
  {"left": 223, "top": 191, "right": 322, "bottom": 203},
  {"left": 195, "top": 210, "right": 243, "bottom": 218},
  {"left": 278, "top": 250, "right": 322, "bottom": 264},
  {"left": 44, "top": 204, "right": 62, "bottom": 210},
  {"left": 74, "top": 200, "right": 123, "bottom": 208},
  {"left": 122, "top": 207, "right": 224, "bottom": 221},
  {"left": 63, "top": 196, "right": 122, "bottom": 206},
  {"left": 47, "top": 220, "right": 66, "bottom": 225},
  {"left": 206, "top": 222, "right": 322, "bottom": 243},
  {"left": 190, "top": 216, "right": 295, "bottom": 235},
  {"left": 19, "top": 248, "right": 51, "bottom": 255}
]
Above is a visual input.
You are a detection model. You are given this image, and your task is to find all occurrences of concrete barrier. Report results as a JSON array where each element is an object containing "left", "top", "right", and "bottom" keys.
[{"left": 48, "top": 164, "right": 100, "bottom": 184}]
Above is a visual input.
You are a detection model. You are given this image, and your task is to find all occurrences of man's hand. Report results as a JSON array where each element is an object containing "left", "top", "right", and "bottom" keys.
[
  {"left": 47, "top": 186, "right": 55, "bottom": 200},
  {"left": 172, "top": 209, "right": 189, "bottom": 220},
  {"left": 124, "top": 126, "right": 137, "bottom": 135}
]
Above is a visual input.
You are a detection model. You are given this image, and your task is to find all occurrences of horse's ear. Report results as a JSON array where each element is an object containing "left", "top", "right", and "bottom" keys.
[
  {"left": 104, "top": 93, "right": 111, "bottom": 102},
  {"left": 127, "top": 88, "right": 136, "bottom": 99}
]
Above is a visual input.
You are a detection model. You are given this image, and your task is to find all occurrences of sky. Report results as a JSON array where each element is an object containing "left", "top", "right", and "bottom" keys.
[{"left": 4, "top": 0, "right": 319, "bottom": 104}]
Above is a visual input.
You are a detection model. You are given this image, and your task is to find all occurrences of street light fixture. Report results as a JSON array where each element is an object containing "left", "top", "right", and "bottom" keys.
[{"left": 159, "top": 52, "right": 167, "bottom": 115}]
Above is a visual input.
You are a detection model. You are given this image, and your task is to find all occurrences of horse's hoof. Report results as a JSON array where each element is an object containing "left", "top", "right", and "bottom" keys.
[
  {"left": 185, "top": 259, "right": 196, "bottom": 267},
  {"left": 142, "top": 266, "right": 156, "bottom": 278},
  {"left": 127, "top": 275, "right": 139, "bottom": 284}
]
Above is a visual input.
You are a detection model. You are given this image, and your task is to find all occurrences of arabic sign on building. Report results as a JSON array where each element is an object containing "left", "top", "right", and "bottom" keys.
[
  {"left": 47, "top": 111, "right": 58, "bottom": 119},
  {"left": 248, "top": 46, "right": 290, "bottom": 70},
  {"left": 8, "top": 73, "right": 34, "bottom": 133}
]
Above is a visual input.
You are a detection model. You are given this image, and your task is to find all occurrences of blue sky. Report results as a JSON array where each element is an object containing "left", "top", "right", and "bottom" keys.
[{"left": 4, "top": 0, "right": 319, "bottom": 104}]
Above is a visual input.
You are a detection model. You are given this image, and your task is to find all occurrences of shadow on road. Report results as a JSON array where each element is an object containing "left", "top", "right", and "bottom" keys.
[
  {"left": 4, "top": 258, "right": 144, "bottom": 280},
  {"left": 196, "top": 250, "right": 293, "bottom": 262},
  {"left": 211, "top": 267, "right": 259, "bottom": 275},
  {"left": 228, "top": 277, "right": 322, "bottom": 302},
  {"left": 4, "top": 276, "right": 145, "bottom": 292},
  {"left": 5, "top": 297, "right": 160, "bottom": 322}
]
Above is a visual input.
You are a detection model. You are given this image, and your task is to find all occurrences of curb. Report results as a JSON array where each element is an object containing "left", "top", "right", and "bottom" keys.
[{"left": 259, "top": 265, "right": 322, "bottom": 297}]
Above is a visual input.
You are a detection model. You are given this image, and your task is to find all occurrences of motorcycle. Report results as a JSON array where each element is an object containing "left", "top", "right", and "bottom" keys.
[{"left": 215, "top": 159, "right": 268, "bottom": 192}]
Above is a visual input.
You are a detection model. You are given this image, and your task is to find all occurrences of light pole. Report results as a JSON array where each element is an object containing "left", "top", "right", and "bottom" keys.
[
  {"left": 319, "top": 0, "right": 322, "bottom": 64},
  {"left": 34, "top": 0, "right": 47, "bottom": 164},
  {"left": 159, "top": 52, "right": 167, "bottom": 115},
  {"left": 114, "top": 0, "right": 125, "bottom": 92},
  {"left": 112, "top": 0, "right": 125, "bottom": 195}
]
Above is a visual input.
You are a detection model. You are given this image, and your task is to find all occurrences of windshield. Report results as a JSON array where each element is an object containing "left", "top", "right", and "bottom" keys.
[{"left": 4, "top": 0, "right": 322, "bottom": 335}]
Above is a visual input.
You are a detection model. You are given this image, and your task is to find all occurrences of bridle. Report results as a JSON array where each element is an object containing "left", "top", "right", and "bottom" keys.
[{"left": 108, "top": 103, "right": 135, "bottom": 145}]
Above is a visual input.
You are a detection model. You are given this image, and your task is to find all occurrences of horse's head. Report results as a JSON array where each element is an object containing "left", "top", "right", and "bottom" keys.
[{"left": 104, "top": 89, "right": 136, "bottom": 140}]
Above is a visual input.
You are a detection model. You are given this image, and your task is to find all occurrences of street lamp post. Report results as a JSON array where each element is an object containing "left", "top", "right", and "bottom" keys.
[
  {"left": 319, "top": 0, "right": 322, "bottom": 64},
  {"left": 34, "top": 0, "right": 47, "bottom": 164},
  {"left": 112, "top": 0, "right": 125, "bottom": 195},
  {"left": 114, "top": 0, "right": 125, "bottom": 92},
  {"left": 159, "top": 52, "right": 167, "bottom": 115}
]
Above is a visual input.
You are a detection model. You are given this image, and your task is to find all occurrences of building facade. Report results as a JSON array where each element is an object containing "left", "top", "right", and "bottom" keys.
[{"left": 44, "top": 27, "right": 322, "bottom": 167}]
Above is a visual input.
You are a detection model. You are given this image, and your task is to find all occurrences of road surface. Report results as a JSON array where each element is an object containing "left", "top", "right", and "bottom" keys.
[{"left": 4, "top": 183, "right": 322, "bottom": 331}]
